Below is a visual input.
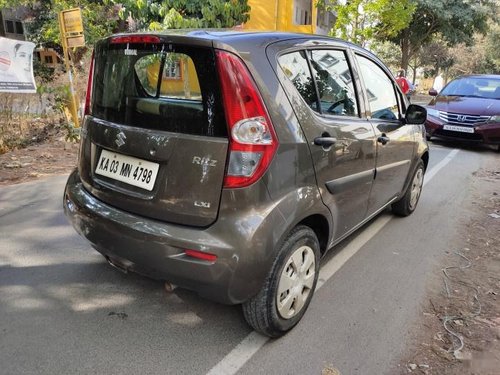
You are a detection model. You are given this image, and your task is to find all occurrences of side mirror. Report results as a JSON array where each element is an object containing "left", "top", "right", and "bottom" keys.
[
  {"left": 405, "top": 104, "right": 427, "bottom": 125},
  {"left": 428, "top": 89, "right": 438, "bottom": 96}
]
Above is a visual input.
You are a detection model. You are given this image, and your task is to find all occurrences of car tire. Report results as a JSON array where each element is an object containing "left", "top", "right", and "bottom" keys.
[
  {"left": 242, "top": 225, "right": 320, "bottom": 337},
  {"left": 392, "top": 160, "right": 425, "bottom": 217}
]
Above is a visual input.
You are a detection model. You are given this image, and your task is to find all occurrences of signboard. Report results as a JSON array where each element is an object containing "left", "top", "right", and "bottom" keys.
[
  {"left": 0, "top": 37, "right": 36, "bottom": 93},
  {"left": 61, "top": 8, "right": 83, "bottom": 33},
  {"left": 60, "top": 8, "right": 85, "bottom": 48},
  {"left": 66, "top": 35, "right": 85, "bottom": 48}
]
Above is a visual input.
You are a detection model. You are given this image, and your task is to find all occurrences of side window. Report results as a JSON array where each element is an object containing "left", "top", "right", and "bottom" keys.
[
  {"left": 308, "top": 50, "right": 359, "bottom": 117},
  {"left": 278, "top": 51, "right": 319, "bottom": 110},
  {"left": 356, "top": 55, "right": 399, "bottom": 121}
]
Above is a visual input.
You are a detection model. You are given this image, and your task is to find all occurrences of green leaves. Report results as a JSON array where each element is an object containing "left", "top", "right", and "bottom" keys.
[
  {"left": 109, "top": 0, "right": 250, "bottom": 30},
  {"left": 327, "top": 0, "right": 416, "bottom": 46},
  {"left": 18, "top": 0, "right": 119, "bottom": 46},
  {"left": 323, "top": 0, "right": 495, "bottom": 74},
  {"left": 11, "top": 0, "right": 249, "bottom": 53},
  {"left": 392, "top": 0, "right": 492, "bottom": 71}
]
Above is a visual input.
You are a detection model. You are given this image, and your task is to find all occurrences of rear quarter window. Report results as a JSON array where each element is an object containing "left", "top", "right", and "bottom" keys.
[{"left": 278, "top": 51, "right": 318, "bottom": 109}]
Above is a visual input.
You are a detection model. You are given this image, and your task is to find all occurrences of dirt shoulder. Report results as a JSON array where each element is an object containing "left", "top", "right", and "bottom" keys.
[
  {"left": 0, "top": 132, "right": 79, "bottom": 186},
  {"left": 399, "top": 156, "right": 500, "bottom": 374}
]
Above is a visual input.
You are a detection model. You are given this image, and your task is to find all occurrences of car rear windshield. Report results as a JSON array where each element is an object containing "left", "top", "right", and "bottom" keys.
[{"left": 91, "top": 41, "right": 227, "bottom": 137}]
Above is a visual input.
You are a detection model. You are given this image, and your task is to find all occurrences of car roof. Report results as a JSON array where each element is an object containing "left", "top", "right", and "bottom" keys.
[
  {"left": 156, "top": 29, "right": 345, "bottom": 42},
  {"left": 104, "top": 29, "right": 358, "bottom": 51}
]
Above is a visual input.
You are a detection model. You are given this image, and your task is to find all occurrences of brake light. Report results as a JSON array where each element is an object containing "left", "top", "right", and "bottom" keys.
[
  {"left": 110, "top": 35, "right": 160, "bottom": 44},
  {"left": 84, "top": 51, "right": 94, "bottom": 117},
  {"left": 216, "top": 50, "right": 278, "bottom": 188},
  {"left": 184, "top": 249, "right": 217, "bottom": 262}
]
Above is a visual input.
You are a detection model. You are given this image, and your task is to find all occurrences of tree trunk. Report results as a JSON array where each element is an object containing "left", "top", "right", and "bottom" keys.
[
  {"left": 410, "top": 54, "right": 418, "bottom": 84},
  {"left": 409, "top": 65, "right": 417, "bottom": 84},
  {"left": 400, "top": 30, "right": 410, "bottom": 73}
]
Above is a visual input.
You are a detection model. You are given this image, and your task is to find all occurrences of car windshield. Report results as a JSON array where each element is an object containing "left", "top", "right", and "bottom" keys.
[{"left": 440, "top": 77, "right": 500, "bottom": 99}]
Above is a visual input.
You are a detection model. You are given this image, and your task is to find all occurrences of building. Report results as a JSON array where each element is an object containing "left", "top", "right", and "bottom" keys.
[
  {"left": 243, "top": 0, "right": 335, "bottom": 35},
  {"left": 0, "top": 8, "right": 28, "bottom": 41},
  {"left": 35, "top": 47, "right": 62, "bottom": 68}
]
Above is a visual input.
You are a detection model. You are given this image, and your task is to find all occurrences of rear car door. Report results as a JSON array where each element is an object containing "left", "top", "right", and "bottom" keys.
[
  {"left": 79, "top": 36, "right": 229, "bottom": 227},
  {"left": 354, "top": 53, "right": 416, "bottom": 216},
  {"left": 273, "top": 44, "right": 377, "bottom": 238}
]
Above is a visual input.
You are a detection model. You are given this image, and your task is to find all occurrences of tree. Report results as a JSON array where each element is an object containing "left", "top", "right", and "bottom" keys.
[
  {"left": 319, "top": 0, "right": 415, "bottom": 47},
  {"left": 392, "top": 0, "right": 491, "bottom": 73},
  {"left": 369, "top": 41, "right": 402, "bottom": 72},
  {"left": 1, "top": 0, "right": 117, "bottom": 46},
  {"left": 110, "top": 0, "right": 250, "bottom": 31},
  {"left": 484, "top": 21, "right": 500, "bottom": 72},
  {"left": 448, "top": 28, "right": 500, "bottom": 78}
]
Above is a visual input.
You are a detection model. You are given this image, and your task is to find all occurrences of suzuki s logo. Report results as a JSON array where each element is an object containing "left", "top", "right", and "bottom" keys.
[
  {"left": 457, "top": 115, "right": 467, "bottom": 122},
  {"left": 115, "top": 131, "right": 126, "bottom": 147}
]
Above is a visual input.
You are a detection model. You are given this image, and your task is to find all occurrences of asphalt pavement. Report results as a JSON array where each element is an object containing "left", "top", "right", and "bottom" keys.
[{"left": 0, "top": 143, "right": 496, "bottom": 374}]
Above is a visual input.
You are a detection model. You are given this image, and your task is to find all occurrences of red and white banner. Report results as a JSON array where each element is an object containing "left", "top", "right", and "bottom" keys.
[{"left": 0, "top": 37, "right": 36, "bottom": 93}]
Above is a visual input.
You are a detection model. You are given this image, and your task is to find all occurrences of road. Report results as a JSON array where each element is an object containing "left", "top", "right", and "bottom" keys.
[{"left": 0, "top": 143, "right": 497, "bottom": 375}]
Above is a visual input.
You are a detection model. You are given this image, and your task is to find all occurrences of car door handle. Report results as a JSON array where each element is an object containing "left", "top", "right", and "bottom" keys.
[
  {"left": 377, "top": 135, "right": 390, "bottom": 145},
  {"left": 314, "top": 137, "right": 337, "bottom": 147}
]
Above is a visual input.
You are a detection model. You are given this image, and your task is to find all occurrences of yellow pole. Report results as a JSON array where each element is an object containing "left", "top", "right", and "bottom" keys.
[
  {"left": 58, "top": 12, "right": 80, "bottom": 128},
  {"left": 311, "top": 0, "right": 316, "bottom": 34}
]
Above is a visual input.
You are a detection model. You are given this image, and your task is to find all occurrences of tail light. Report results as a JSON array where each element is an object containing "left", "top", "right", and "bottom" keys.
[
  {"left": 216, "top": 50, "right": 278, "bottom": 188},
  {"left": 83, "top": 51, "right": 94, "bottom": 117}
]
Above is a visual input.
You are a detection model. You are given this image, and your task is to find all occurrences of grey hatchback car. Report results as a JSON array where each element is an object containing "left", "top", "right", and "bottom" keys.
[{"left": 64, "top": 31, "right": 429, "bottom": 337}]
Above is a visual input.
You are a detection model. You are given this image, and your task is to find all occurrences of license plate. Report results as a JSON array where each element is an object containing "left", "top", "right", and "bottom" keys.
[
  {"left": 443, "top": 125, "right": 474, "bottom": 133},
  {"left": 95, "top": 149, "right": 159, "bottom": 191}
]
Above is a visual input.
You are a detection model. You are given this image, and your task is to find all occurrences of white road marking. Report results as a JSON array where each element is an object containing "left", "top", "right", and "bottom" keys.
[
  {"left": 423, "top": 148, "right": 460, "bottom": 187},
  {"left": 206, "top": 332, "right": 269, "bottom": 375},
  {"left": 206, "top": 148, "right": 459, "bottom": 375},
  {"left": 316, "top": 215, "right": 393, "bottom": 289}
]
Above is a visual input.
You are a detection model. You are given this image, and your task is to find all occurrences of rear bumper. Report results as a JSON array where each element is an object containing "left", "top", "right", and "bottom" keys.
[
  {"left": 425, "top": 118, "right": 500, "bottom": 145},
  {"left": 63, "top": 169, "right": 285, "bottom": 305}
]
